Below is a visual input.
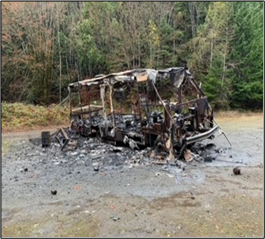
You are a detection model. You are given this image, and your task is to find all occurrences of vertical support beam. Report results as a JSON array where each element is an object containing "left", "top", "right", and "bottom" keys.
[
  {"left": 108, "top": 82, "right": 116, "bottom": 126},
  {"left": 164, "top": 101, "right": 171, "bottom": 129},
  {"left": 136, "top": 81, "right": 142, "bottom": 123},
  {"left": 100, "top": 84, "right": 107, "bottom": 120},
  {"left": 88, "top": 85, "right": 92, "bottom": 120}
]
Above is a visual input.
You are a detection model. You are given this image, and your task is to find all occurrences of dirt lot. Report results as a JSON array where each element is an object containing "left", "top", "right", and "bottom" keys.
[{"left": 1, "top": 113, "right": 264, "bottom": 237}]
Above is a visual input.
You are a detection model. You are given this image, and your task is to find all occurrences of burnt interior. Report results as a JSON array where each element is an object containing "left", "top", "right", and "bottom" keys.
[{"left": 67, "top": 67, "right": 221, "bottom": 160}]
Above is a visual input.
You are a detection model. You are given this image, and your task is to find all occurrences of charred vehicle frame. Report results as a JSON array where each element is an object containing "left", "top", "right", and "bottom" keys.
[{"left": 65, "top": 67, "right": 230, "bottom": 160}]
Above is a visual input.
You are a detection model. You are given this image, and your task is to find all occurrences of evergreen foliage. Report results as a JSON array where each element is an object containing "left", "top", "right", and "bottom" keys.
[{"left": 1, "top": 2, "right": 263, "bottom": 110}]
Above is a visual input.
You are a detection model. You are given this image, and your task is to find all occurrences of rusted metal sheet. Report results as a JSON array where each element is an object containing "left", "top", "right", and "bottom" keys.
[{"left": 66, "top": 67, "right": 230, "bottom": 160}]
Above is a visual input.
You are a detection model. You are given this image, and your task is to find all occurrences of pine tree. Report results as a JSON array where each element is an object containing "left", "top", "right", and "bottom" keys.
[{"left": 230, "top": 2, "right": 263, "bottom": 109}]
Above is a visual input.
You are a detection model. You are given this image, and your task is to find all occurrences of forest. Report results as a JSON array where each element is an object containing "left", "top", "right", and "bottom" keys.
[{"left": 1, "top": 2, "right": 263, "bottom": 110}]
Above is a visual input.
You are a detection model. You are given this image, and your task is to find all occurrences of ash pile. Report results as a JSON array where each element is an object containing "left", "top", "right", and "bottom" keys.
[{"left": 37, "top": 127, "right": 227, "bottom": 173}]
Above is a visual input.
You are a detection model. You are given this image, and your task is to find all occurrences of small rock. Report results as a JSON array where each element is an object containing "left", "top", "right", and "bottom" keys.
[
  {"left": 190, "top": 192, "right": 196, "bottom": 200},
  {"left": 92, "top": 162, "right": 100, "bottom": 171},
  {"left": 111, "top": 216, "right": 120, "bottom": 221},
  {"left": 51, "top": 190, "right": 57, "bottom": 195},
  {"left": 233, "top": 167, "right": 241, "bottom": 175}
]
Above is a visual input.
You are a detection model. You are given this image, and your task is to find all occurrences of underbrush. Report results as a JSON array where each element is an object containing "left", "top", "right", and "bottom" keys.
[
  {"left": 1, "top": 102, "right": 70, "bottom": 132},
  {"left": 214, "top": 109, "right": 263, "bottom": 118}
]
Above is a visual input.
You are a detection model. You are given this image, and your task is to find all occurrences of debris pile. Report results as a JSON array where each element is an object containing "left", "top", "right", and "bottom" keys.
[{"left": 39, "top": 127, "right": 226, "bottom": 171}]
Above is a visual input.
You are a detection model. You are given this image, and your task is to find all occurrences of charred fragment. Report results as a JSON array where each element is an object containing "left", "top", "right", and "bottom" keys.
[
  {"left": 41, "top": 131, "right": 51, "bottom": 147},
  {"left": 67, "top": 67, "right": 230, "bottom": 160},
  {"left": 54, "top": 128, "right": 78, "bottom": 151}
]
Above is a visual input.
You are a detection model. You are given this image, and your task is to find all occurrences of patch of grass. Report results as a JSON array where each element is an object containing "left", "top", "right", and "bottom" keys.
[
  {"left": 2, "top": 223, "right": 36, "bottom": 237},
  {"left": 1, "top": 102, "right": 70, "bottom": 132},
  {"left": 2, "top": 209, "right": 100, "bottom": 237},
  {"left": 56, "top": 219, "right": 99, "bottom": 237}
]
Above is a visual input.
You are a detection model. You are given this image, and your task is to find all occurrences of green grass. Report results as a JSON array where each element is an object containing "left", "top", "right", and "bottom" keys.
[{"left": 1, "top": 102, "right": 70, "bottom": 132}]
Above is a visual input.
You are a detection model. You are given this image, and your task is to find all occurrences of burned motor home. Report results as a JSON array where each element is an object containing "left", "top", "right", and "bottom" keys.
[{"left": 66, "top": 67, "right": 230, "bottom": 160}]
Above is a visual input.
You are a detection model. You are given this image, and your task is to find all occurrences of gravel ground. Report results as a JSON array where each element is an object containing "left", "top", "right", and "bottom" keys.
[{"left": 1, "top": 113, "right": 264, "bottom": 237}]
